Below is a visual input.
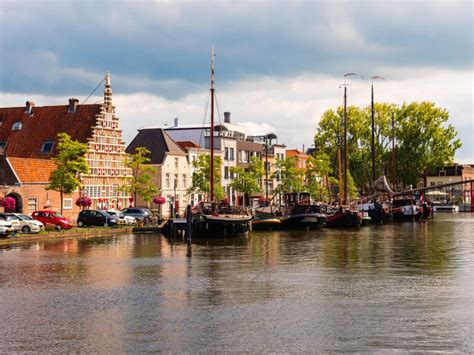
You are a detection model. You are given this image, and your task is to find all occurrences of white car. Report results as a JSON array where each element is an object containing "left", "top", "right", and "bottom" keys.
[
  {"left": 0, "top": 213, "right": 44, "bottom": 234},
  {"left": 106, "top": 210, "right": 136, "bottom": 225},
  {"left": 0, "top": 219, "right": 14, "bottom": 236}
]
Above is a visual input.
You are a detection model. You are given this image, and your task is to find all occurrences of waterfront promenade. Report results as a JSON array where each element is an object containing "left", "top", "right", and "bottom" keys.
[{"left": 1, "top": 213, "right": 473, "bottom": 353}]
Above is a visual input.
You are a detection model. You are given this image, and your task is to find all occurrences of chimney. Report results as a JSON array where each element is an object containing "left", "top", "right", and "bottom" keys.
[
  {"left": 174, "top": 117, "right": 179, "bottom": 127},
  {"left": 25, "top": 101, "right": 35, "bottom": 115},
  {"left": 224, "top": 111, "right": 231, "bottom": 123},
  {"left": 68, "top": 98, "right": 79, "bottom": 113}
]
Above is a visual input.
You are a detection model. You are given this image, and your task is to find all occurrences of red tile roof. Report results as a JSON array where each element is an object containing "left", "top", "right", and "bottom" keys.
[
  {"left": 0, "top": 104, "right": 101, "bottom": 159},
  {"left": 176, "top": 141, "right": 200, "bottom": 149},
  {"left": 7, "top": 157, "right": 57, "bottom": 183},
  {"left": 286, "top": 149, "right": 309, "bottom": 158}
]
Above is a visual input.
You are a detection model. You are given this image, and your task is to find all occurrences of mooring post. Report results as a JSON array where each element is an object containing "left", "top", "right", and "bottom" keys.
[{"left": 186, "top": 204, "right": 192, "bottom": 257}]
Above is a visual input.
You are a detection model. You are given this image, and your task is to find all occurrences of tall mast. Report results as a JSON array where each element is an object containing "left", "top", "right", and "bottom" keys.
[
  {"left": 343, "top": 84, "right": 348, "bottom": 205},
  {"left": 210, "top": 45, "right": 215, "bottom": 202},
  {"left": 371, "top": 76, "right": 384, "bottom": 185},
  {"left": 371, "top": 83, "right": 375, "bottom": 183},
  {"left": 391, "top": 112, "right": 396, "bottom": 192}
]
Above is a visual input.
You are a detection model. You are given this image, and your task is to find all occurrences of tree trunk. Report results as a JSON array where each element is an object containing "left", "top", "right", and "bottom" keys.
[{"left": 60, "top": 190, "right": 64, "bottom": 214}]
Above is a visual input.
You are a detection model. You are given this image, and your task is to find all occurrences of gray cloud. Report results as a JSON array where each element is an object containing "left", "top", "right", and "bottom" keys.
[{"left": 1, "top": 1, "right": 472, "bottom": 98}]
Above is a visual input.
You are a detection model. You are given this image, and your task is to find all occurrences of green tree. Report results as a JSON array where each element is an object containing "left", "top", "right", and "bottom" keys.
[
  {"left": 273, "top": 156, "right": 305, "bottom": 194},
  {"left": 189, "top": 154, "right": 224, "bottom": 201},
  {"left": 47, "top": 133, "right": 89, "bottom": 214},
  {"left": 121, "top": 147, "right": 158, "bottom": 204},
  {"left": 314, "top": 102, "right": 461, "bottom": 191},
  {"left": 305, "top": 153, "right": 333, "bottom": 202},
  {"left": 395, "top": 102, "right": 461, "bottom": 186},
  {"left": 230, "top": 156, "right": 264, "bottom": 207}
]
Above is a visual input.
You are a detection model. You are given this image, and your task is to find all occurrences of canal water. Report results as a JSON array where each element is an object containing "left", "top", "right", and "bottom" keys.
[{"left": 1, "top": 214, "right": 473, "bottom": 353}]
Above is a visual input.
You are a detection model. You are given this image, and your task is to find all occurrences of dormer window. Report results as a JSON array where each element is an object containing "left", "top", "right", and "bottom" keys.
[
  {"left": 41, "top": 140, "right": 55, "bottom": 153},
  {"left": 12, "top": 121, "right": 23, "bottom": 131},
  {"left": 0, "top": 142, "right": 5, "bottom": 154}
]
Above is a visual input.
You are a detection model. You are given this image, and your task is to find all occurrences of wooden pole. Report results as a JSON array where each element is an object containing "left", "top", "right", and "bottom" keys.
[
  {"left": 371, "top": 83, "right": 375, "bottom": 183},
  {"left": 343, "top": 85, "right": 348, "bottom": 205},
  {"left": 210, "top": 46, "right": 215, "bottom": 202},
  {"left": 391, "top": 112, "right": 396, "bottom": 191}
]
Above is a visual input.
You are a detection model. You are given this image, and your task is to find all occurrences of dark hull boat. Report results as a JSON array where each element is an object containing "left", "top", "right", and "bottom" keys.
[
  {"left": 279, "top": 193, "right": 326, "bottom": 231},
  {"left": 391, "top": 206, "right": 423, "bottom": 221},
  {"left": 193, "top": 214, "right": 252, "bottom": 237},
  {"left": 325, "top": 210, "right": 362, "bottom": 228},
  {"left": 251, "top": 217, "right": 281, "bottom": 231},
  {"left": 391, "top": 197, "right": 424, "bottom": 222},
  {"left": 367, "top": 203, "right": 392, "bottom": 224},
  {"left": 280, "top": 212, "right": 326, "bottom": 230}
]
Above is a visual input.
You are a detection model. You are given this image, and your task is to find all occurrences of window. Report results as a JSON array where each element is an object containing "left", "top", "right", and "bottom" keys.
[
  {"left": 165, "top": 173, "right": 170, "bottom": 189},
  {"left": 27, "top": 197, "right": 38, "bottom": 213},
  {"left": 225, "top": 147, "right": 229, "bottom": 160},
  {"left": 12, "top": 121, "right": 23, "bottom": 131},
  {"left": 63, "top": 198, "right": 73, "bottom": 210},
  {"left": 174, "top": 157, "right": 179, "bottom": 169},
  {"left": 182, "top": 174, "right": 187, "bottom": 188},
  {"left": 430, "top": 182, "right": 436, "bottom": 186},
  {"left": 439, "top": 170, "right": 446, "bottom": 176},
  {"left": 0, "top": 142, "right": 5, "bottom": 154},
  {"left": 174, "top": 174, "right": 178, "bottom": 189},
  {"left": 224, "top": 166, "right": 229, "bottom": 179},
  {"left": 230, "top": 148, "right": 235, "bottom": 161},
  {"left": 41, "top": 140, "right": 55, "bottom": 153}
]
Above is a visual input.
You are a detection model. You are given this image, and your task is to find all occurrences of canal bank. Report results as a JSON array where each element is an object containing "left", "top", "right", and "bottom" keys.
[{"left": 0, "top": 226, "right": 134, "bottom": 247}]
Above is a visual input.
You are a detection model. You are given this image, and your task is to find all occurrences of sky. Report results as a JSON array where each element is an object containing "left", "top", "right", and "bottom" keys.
[{"left": 1, "top": 0, "right": 473, "bottom": 162}]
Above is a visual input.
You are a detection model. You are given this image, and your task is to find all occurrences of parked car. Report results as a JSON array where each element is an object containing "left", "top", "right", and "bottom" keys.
[
  {"left": 32, "top": 210, "right": 73, "bottom": 230},
  {"left": 121, "top": 208, "right": 153, "bottom": 224},
  {"left": 0, "top": 213, "right": 44, "bottom": 233},
  {"left": 0, "top": 218, "right": 14, "bottom": 236},
  {"left": 106, "top": 210, "right": 136, "bottom": 225},
  {"left": 77, "top": 209, "right": 119, "bottom": 227}
]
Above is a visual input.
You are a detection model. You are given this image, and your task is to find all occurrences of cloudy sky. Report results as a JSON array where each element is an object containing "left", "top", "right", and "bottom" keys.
[{"left": 1, "top": 1, "right": 473, "bottom": 161}]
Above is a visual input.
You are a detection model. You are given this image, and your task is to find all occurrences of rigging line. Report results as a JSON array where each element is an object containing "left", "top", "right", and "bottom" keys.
[
  {"left": 82, "top": 77, "right": 105, "bottom": 105},
  {"left": 197, "top": 90, "right": 211, "bottom": 156}
]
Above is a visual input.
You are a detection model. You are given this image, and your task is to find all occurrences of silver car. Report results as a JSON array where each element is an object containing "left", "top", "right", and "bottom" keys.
[
  {"left": 0, "top": 219, "right": 14, "bottom": 236},
  {"left": 0, "top": 213, "right": 44, "bottom": 233}
]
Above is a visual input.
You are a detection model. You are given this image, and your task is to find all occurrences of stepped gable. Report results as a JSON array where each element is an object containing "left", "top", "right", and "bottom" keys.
[
  {"left": 0, "top": 104, "right": 101, "bottom": 159},
  {"left": 7, "top": 157, "right": 57, "bottom": 183},
  {"left": 126, "top": 128, "right": 185, "bottom": 164}
]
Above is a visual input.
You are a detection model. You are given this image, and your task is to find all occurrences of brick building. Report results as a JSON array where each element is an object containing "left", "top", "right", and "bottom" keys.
[{"left": 0, "top": 73, "right": 131, "bottom": 219}]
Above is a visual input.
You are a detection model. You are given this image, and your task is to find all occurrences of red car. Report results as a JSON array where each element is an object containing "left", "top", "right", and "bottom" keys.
[{"left": 31, "top": 210, "right": 73, "bottom": 230}]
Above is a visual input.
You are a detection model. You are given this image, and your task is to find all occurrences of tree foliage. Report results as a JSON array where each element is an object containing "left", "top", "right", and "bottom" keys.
[
  {"left": 305, "top": 153, "right": 333, "bottom": 202},
  {"left": 314, "top": 101, "right": 461, "bottom": 191},
  {"left": 273, "top": 157, "right": 305, "bottom": 194},
  {"left": 230, "top": 156, "right": 264, "bottom": 206},
  {"left": 47, "top": 133, "right": 89, "bottom": 213},
  {"left": 121, "top": 147, "right": 158, "bottom": 203},
  {"left": 190, "top": 154, "right": 224, "bottom": 201}
]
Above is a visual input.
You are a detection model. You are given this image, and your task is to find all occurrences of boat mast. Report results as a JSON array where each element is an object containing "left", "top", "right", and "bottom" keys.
[
  {"left": 391, "top": 112, "right": 397, "bottom": 192},
  {"left": 371, "top": 82, "right": 375, "bottom": 183},
  {"left": 210, "top": 46, "right": 215, "bottom": 202},
  {"left": 343, "top": 84, "right": 348, "bottom": 205},
  {"left": 371, "top": 76, "right": 384, "bottom": 185}
]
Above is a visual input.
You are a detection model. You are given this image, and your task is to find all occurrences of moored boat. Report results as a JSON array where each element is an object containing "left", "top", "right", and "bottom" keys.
[
  {"left": 325, "top": 207, "right": 363, "bottom": 228},
  {"left": 189, "top": 46, "right": 251, "bottom": 238},
  {"left": 251, "top": 217, "right": 282, "bottom": 231},
  {"left": 391, "top": 198, "right": 423, "bottom": 221},
  {"left": 279, "top": 193, "right": 326, "bottom": 230}
]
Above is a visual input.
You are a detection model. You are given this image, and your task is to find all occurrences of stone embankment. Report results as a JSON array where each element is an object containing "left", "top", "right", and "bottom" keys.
[{"left": 0, "top": 227, "right": 134, "bottom": 247}]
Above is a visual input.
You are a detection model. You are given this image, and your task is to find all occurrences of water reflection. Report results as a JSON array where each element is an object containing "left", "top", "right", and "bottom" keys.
[{"left": 0, "top": 214, "right": 473, "bottom": 352}]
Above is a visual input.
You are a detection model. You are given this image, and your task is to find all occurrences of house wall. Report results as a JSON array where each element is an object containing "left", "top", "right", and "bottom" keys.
[{"left": 0, "top": 183, "right": 81, "bottom": 220}]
